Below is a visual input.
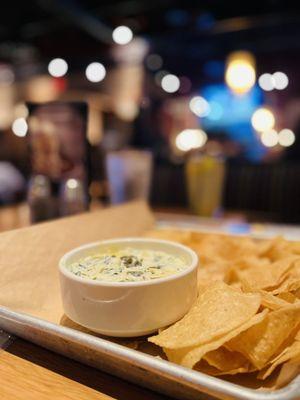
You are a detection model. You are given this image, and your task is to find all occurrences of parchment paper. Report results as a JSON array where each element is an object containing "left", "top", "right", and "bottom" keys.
[
  {"left": 0, "top": 201, "right": 155, "bottom": 323},
  {"left": 0, "top": 203, "right": 296, "bottom": 390}
]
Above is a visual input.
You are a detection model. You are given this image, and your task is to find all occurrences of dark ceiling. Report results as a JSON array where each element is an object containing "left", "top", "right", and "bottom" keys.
[
  {"left": 1, "top": 1, "right": 299, "bottom": 41},
  {"left": 0, "top": 0, "right": 299, "bottom": 75}
]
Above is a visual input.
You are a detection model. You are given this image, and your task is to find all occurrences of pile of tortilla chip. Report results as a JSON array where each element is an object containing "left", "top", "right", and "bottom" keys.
[{"left": 145, "top": 230, "right": 300, "bottom": 387}]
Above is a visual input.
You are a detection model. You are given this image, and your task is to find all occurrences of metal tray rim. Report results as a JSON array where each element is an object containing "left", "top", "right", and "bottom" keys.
[{"left": 0, "top": 305, "right": 299, "bottom": 400}]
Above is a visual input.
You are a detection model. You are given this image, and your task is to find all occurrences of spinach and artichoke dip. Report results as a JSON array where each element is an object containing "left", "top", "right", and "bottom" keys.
[{"left": 67, "top": 248, "right": 187, "bottom": 282}]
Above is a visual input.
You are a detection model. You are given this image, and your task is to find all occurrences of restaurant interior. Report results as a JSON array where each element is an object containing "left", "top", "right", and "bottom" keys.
[
  {"left": 0, "top": 1, "right": 300, "bottom": 400},
  {"left": 0, "top": 0, "right": 299, "bottom": 229}
]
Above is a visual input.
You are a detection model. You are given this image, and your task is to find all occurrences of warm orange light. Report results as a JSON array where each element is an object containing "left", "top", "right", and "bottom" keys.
[
  {"left": 225, "top": 51, "right": 256, "bottom": 95},
  {"left": 175, "top": 129, "right": 207, "bottom": 152}
]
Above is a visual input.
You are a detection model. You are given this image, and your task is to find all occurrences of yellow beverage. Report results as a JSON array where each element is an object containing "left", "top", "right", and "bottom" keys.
[{"left": 185, "top": 155, "right": 225, "bottom": 217}]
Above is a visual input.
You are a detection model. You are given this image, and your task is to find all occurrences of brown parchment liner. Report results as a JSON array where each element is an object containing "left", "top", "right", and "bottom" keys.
[{"left": 0, "top": 201, "right": 296, "bottom": 390}]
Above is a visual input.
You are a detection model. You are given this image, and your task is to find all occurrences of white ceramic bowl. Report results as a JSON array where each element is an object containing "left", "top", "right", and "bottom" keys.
[{"left": 59, "top": 238, "right": 198, "bottom": 337}]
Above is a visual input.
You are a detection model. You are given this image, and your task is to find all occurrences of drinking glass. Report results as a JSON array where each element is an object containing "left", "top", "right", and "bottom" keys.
[
  {"left": 106, "top": 150, "right": 152, "bottom": 204},
  {"left": 185, "top": 155, "right": 225, "bottom": 217}
]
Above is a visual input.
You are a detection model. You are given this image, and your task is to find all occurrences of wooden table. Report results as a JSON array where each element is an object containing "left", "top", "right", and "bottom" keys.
[{"left": 0, "top": 339, "right": 171, "bottom": 400}]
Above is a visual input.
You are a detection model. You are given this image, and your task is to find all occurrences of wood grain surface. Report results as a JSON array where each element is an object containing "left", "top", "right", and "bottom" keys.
[
  {"left": 0, "top": 346, "right": 113, "bottom": 400},
  {"left": 0, "top": 339, "right": 172, "bottom": 400}
]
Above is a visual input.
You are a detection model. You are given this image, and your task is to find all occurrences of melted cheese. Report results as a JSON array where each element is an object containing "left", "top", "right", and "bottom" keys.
[{"left": 67, "top": 247, "right": 187, "bottom": 282}]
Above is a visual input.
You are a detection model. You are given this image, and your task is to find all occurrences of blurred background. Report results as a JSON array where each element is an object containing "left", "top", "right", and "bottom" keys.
[{"left": 1, "top": 0, "right": 300, "bottom": 229}]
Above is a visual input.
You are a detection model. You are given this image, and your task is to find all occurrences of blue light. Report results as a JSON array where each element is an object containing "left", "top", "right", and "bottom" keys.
[
  {"left": 197, "top": 83, "right": 265, "bottom": 161},
  {"left": 201, "top": 84, "right": 263, "bottom": 128},
  {"left": 207, "top": 101, "right": 223, "bottom": 121}
]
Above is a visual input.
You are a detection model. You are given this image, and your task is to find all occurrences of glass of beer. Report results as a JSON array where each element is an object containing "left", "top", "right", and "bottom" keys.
[{"left": 185, "top": 154, "right": 225, "bottom": 217}]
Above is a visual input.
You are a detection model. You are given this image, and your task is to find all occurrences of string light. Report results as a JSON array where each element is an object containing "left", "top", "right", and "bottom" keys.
[
  {"left": 161, "top": 74, "right": 180, "bottom": 93},
  {"left": 278, "top": 129, "right": 295, "bottom": 147},
  {"left": 273, "top": 72, "right": 289, "bottom": 90},
  {"left": 261, "top": 130, "right": 278, "bottom": 147},
  {"left": 189, "top": 96, "right": 210, "bottom": 117},
  {"left": 251, "top": 107, "right": 275, "bottom": 132},
  {"left": 66, "top": 179, "right": 79, "bottom": 189},
  {"left": 48, "top": 58, "right": 68, "bottom": 77},
  {"left": 85, "top": 62, "right": 106, "bottom": 82},
  {"left": 225, "top": 51, "right": 256, "bottom": 95},
  {"left": 258, "top": 73, "right": 274, "bottom": 91},
  {"left": 175, "top": 129, "right": 207, "bottom": 151},
  {"left": 112, "top": 26, "right": 133, "bottom": 45},
  {"left": 12, "top": 118, "right": 28, "bottom": 137},
  {"left": 258, "top": 71, "right": 288, "bottom": 91}
]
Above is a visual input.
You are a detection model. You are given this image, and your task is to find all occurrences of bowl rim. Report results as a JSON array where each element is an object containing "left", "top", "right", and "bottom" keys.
[{"left": 59, "top": 237, "right": 198, "bottom": 287}]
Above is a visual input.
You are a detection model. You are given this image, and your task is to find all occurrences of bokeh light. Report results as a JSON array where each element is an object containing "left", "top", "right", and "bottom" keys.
[
  {"left": 273, "top": 71, "right": 289, "bottom": 90},
  {"left": 207, "top": 101, "right": 223, "bottom": 121},
  {"left": 261, "top": 130, "right": 278, "bottom": 147},
  {"left": 175, "top": 129, "right": 207, "bottom": 151},
  {"left": 278, "top": 129, "right": 295, "bottom": 147},
  {"left": 85, "top": 62, "right": 106, "bottom": 82},
  {"left": 12, "top": 118, "right": 28, "bottom": 137},
  {"left": 161, "top": 74, "right": 180, "bottom": 93},
  {"left": 258, "top": 73, "right": 274, "bottom": 91},
  {"left": 112, "top": 26, "right": 133, "bottom": 45},
  {"left": 145, "top": 54, "right": 163, "bottom": 70},
  {"left": 225, "top": 51, "right": 256, "bottom": 95},
  {"left": 48, "top": 58, "right": 68, "bottom": 77},
  {"left": 0, "top": 65, "right": 14, "bottom": 86},
  {"left": 189, "top": 96, "right": 210, "bottom": 117},
  {"left": 251, "top": 107, "right": 275, "bottom": 132},
  {"left": 66, "top": 179, "right": 79, "bottom": 189}
]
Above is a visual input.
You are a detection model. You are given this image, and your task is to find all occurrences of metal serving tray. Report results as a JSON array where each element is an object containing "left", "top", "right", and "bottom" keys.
[{"left": 0, "top": 220, "right": 299, "bottom": 400}]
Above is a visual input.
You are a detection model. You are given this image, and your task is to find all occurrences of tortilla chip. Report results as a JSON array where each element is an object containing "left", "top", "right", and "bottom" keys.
[
  {"left": 272, "top": 361, "right": 300, "bottom": 389},
  {"left": 194, "top": 360, "right": 221, "bottom": 375},
  {"left": 197, "top": 260, "right": 229, "bottom": 286},
  {"left": 294, "top": 288, "right": 300, "bottom": 299},
  {"left": 225, "top": 257, "right": 271, "bottom": 285},
  {"left": 227, "top": 304, "right": 300, "bottom": 369},
  {"left": 145, "top": 228, "right": 300, "bottom": 386},
  {"left": 258, "top": 334, "right": 300, "bottom": 379},
  {"left": 258, "top": 236, "right": 291, "bottom": 261},
  {"left": 195, "top": 236, "right": 260, "bottom": 268},
  {"left": 259, "top": 290, "right": 291, "bottom": 310},
  {"left": 164, "top": 310, "right": 267, "bottom": 368},
  {"left": 237, "top": 256, "right": 298, "bottom": 292},
  {"left": 277, "top": 292, "right": 299, "bottom": 304},
  {"left": 203, "top": 347, "right": 249, "bottom": 372},
  {"left": 148, "top": 281, "right": 261, "bottom": 349},
  {"left": 195, "top": 359, "right": 250, "bottom": 376},
  {"left": 179, "top": 311, "right": 267, "bottom": 368},
  {"left": 271, "top": 261, "right": 300, "bottom": 295}
]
